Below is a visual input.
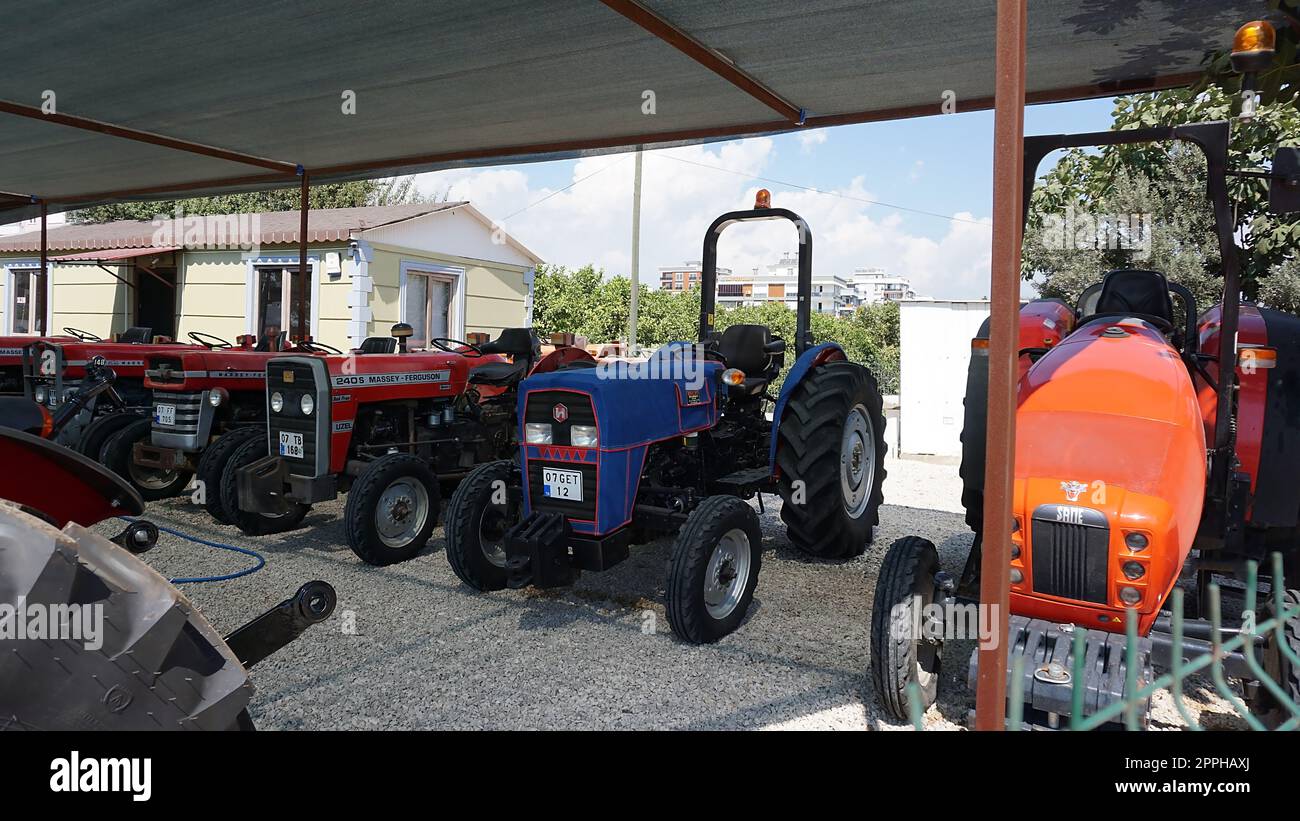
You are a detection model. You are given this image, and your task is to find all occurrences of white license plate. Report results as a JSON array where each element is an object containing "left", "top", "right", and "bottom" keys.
[
  {"left": 279, "top": 431, "right": 304, "bottom": 458},
  {"left": 155, "top": 404, "right": 176, "bottom": 426},
  {"left": 542, "top": 468, "right": 582, "bottom": 501}
]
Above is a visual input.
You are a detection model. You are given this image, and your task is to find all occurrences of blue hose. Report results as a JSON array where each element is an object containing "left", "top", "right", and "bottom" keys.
[{"left": 120, "top": 517, "right": 266, "bottom": 584}]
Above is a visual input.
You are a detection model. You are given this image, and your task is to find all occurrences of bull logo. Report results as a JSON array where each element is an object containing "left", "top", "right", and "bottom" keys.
[
  {"left": 553, "top": 403, "right": 568, "bottom": 423},
  {"left": 1060, "top": 480, "right": 1088, "bottom": 502}
]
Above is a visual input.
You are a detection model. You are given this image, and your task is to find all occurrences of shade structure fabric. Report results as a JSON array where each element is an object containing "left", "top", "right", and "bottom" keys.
[{"left": 0, "top": 0, "right": 1260, "bottom": 220}]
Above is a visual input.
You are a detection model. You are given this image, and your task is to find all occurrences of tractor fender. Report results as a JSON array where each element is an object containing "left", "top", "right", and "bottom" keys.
[{"left": 768, "top": 342, "right": 846, "bottom": 469}]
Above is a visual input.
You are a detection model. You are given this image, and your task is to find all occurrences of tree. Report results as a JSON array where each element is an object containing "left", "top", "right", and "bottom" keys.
[
  {"left": 1024, "top": 86, "right": 1300, "bottom": 307},
  {"left": 70, "top": 176, "right": 429, "bottom": 223}
]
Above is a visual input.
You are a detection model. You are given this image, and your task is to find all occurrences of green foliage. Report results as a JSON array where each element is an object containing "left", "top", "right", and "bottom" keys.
[
  {"left": 1259, "top": 257, "right": 1300, "bottom": 313},
  {"left": 70, "top": 176, "right": 429, "bottom": 223},
  {"left": 532, "top": 264, "right": 901, "bottom": 393}
]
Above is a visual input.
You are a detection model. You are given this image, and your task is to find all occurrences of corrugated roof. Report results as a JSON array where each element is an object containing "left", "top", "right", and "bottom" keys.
[
  {"left": 0, "top": 1, "right": 1261, "bottom": 222},
  {"left": 0, "top": 203, "right": 462, "bottom": 252}
]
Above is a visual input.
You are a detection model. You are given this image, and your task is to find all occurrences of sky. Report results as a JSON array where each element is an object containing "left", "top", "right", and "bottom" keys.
[{"left": 408, "top": 98, "right": 1120, "bottom": 300}]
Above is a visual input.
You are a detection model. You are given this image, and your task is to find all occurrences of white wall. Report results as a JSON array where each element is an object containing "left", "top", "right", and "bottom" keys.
[{"left": 899, "top": 300, "right": 991, "bottom": 456}]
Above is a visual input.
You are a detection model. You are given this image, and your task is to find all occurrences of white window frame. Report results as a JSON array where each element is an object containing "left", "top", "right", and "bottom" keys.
[
  {"left": 398, "top": 260, "right": 465, "bottom": 347},
  {"left": 2, "top": 259, "right": 50, "bottom": 335},
  {"left": 244, "top": 255, "right": 320, "bottom": 340}
]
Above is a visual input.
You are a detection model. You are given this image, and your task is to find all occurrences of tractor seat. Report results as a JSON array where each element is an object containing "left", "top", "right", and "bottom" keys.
[
  {"left": 1093, "top": 269, "right": 1174, "bottom": 328},
  {"left": 356, "top": 336, "right": 397, "bottom": 354},
  {"left": 469, "top": 359, "right": 527, "bottom": 387},
  {"left": 118, "top": 326, "right": 152, "bottom": 344},
  {"left": 478, "top": 327, "right": 541, "bottom": 360},
  {"left": 716, "top": 324, "right": 779, "bottom": 396}
]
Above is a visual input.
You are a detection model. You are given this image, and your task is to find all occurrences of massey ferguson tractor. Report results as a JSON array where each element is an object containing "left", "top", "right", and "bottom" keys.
[
  {"left": 229, "top": 325, "right": 595, "bottom": 555},
  {"left": 0, "top": 330, "right": 77, "bottom": 395},
  {"left": 443, "top": 192, "right": 888, "bottom": 644},
  {"left": 870, "top": 113, "right": 1300, "bottom": 727},
  {"left": 114, "top": 331, "right": 329, "bottom": 503}
]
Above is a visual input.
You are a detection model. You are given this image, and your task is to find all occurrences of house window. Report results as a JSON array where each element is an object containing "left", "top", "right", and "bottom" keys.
[
  {"left": 255, "top": 265, "right": 308, "bottom": 341},
  {"left": 403, "top": 266, "right": 461, "bottom": 348},
  {"left": 7, "top": 267, "right": 43, "bottom": 334}
]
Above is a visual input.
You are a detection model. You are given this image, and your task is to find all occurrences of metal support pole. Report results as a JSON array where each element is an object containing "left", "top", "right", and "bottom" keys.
[
  {"left": 39, "top": 200, "right": 48, "bottom": 335},
  {"left": 974, "top": 0, "right": 1026, "bottom": 731},
  {"left": 628, "top": 149, "right": 643, "bottom": 353},
  {"left": 297, "top": 172, "right": 310, "bottom": 342}
]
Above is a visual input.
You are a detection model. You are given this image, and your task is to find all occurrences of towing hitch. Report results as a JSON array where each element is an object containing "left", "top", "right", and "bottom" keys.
[{"left": 224, "top": 581, "right": 337, "bottom": 669}]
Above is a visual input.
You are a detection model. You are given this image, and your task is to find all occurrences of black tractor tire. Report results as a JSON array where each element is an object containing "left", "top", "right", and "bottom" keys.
[
  {"left": 345, "top": 454, "right": 440, "bottom": 566},
  {"left": 870, "top": 536, "right": 943, "bottom": 721},
  {"left": 666, "top": 495, "right": 763, "bottom": 644},
  {"left": 777, "top": 360, "right": 887, "bottom": 558},
  {"left": 1256, "top": 588, "right": 1300, "bottom": 730},
  {"left": 445, "top": 460, "right": 520, "bottom": 591},
  {"left": 0, "top": 503, "right": 254, "bottom": 730},
  {"left": 225, "top": 437, "right": 309, "bottom": 536},
  {"left": 196, "top": 426, "right": 264, "bottom": 524},
  {"left": 77, "top": 411, "right": 141, "bottom": 463},
  {"left": 101, "top": 416, "right": 193, "bottom": 501}
]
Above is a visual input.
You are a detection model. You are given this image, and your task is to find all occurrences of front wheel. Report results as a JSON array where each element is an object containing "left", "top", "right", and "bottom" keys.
[
  {"left": 445, "top": 460, "right": 521, "bottom": 591},
  {"left": 1255, "top": 587, "right": 1300, "bottom": 730},
  {"left": 195, "top": 426, "right": 264, "bottom": 524},
  {"left": 102, "top": 417, "right": 193, "bottom": 500},
  {"left": 777, "top": 360, "right": 887, "bottom": 558},
  {"left": 344, "top": 454, "right": 439, "bottom": 566},
  {"left": 666, "top": 496, "right": 762, "bottom": 644},
  {"left": 870, "top": 536, "right": 943, "bottom": 721},
  {"left": 225, "top": 437, "right": 309, "bottom": 536}
]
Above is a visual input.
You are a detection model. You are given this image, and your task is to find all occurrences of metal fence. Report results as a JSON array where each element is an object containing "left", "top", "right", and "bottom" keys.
[{"left": 905, "top": 552, "right": 1300, "bottom": 730}]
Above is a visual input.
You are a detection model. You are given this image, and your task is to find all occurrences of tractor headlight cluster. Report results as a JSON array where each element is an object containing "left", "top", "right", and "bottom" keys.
[
  {"left": 270, "top": 391, "right": 284, "bottom": 413},
  {"left": 33, "top": 385, "right": 47, "bottom": 404},
  {"left": 1122, "top": 561, "right": 1145, "bottom": 581},
  {"left": 1119, "top": 586, "right": 1142, "bottom": 606},
  {"left": 525, "top": 422, "right": 552, "bottom": 444},
  {"left": 1124, "top": 532, "right": 1149, "bottom": 551},
  {"left": 300, "top": 394, "right": 315, "bottom": 415},
  {"left": 570, "top": 424, "right": 598, "bottom": 448}
]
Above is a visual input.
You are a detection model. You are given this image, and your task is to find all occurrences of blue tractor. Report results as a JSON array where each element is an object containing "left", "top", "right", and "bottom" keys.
[{"left": 444, "top": 193, "right": 888, "bottom": 643}]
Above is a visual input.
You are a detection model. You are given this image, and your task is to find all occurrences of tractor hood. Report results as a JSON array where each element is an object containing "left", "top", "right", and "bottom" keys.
[{"left": 1011, "top": 319, "right": 1206, "bottom": 630}]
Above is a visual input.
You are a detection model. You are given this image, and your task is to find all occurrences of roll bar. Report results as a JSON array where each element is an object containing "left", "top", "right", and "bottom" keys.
[{"left": 699, "top": 206, "right": 813, "bottom": 355}]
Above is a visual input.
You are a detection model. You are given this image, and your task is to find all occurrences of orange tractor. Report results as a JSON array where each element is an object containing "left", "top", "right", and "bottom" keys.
[{"left": 870, "top": 109, "right": 1300, "bottom": 724}]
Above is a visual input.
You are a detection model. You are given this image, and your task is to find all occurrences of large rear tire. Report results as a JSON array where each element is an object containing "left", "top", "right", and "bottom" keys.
[
  {"left": 225, "top": 437, "right": 309, "bottom": 536},
  {"left": 777, "top": 360, "right": 886, "bottom": 558},
  {"left": 102, "top": 416, "right": 193, "bottom": 501},
  {"left": 0, "top": 504, "right": 253, "bottom": 730},
  {"left": 344, "top": 454, "right": 439, "bottom": 566},
  {"left": 666, "top": 496, "right": 762, "bottom": 644},
  {"left": 870, "top": 536, "right": 943, "bottom": 721},
  {"left": 445, "top": 460, "right": 520, "bottom": 591},
  {"left": 196, "top": 426, "right": 264, "bottom": 524}
]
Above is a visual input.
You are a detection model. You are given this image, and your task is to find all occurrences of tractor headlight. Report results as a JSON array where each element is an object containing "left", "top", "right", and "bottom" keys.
[
  {"left": 1119, "top": 586, "right": 1142, "bottom": 606},
  {"left": 270, "top": 391, "right": 284, "bottom": 413},
  {"left": 1124, "top": 532, "right": 1149, "bottom": 551},
  {"left": 1010, "top": 568, "right": 1023, "bottom": 585},
  {"left": 208, "top": 387, "right": 229, "bottom": 408},
  {"left": 570, "top": 424, "right": 598, "bottom": 448},
  {"left": 300, "top": 394, "right": 315, "bottom": 415},
  {"left": 33, "top": 385, "right": 47, "bottom": 404},
  {"left": 525, "top": 422, "right": 552, "bottom": 444},
  {"left": 1122, "top": 561, "right": 1146, "bottom": 581}
]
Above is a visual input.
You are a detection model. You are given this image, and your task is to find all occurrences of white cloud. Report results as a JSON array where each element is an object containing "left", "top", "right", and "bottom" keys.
[
  {"left": 796, "top": 129, "right": 828, "bottom": 153},
  {"left": 411, "top": 138, "right": 994, "bottom": 300}
]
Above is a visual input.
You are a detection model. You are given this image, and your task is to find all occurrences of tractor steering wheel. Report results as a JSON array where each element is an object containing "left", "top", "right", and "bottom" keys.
[
  {"left": 63, "top": 327, "right": 101, "bottom": 342},
  {"left": 299, "top": 339, "right": 343, "bottom": 355},
  {"left": 429, "top": 337, "right": 485, "bottom": 357},
  {"left": 188, "top": 331, "right": 233, "bottom": 349}
]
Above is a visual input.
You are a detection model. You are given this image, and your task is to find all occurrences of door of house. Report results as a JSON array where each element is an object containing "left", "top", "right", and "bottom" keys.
[
  {"left": 135, "top": 265, "right": 176, "bottom": 338},
  {"left": 7, "top": 268, "right": 41, "bottom": 334},
  {"left": 255, "top": 265, "right": 309, "bottom": 342},
  {"left": 403, "top": 269, "right": 459, "bottom": 348}
]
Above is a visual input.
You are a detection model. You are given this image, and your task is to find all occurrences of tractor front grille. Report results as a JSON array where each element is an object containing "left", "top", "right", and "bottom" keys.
[
  {"left": 1030, "top": 505, "right": 1109, "bottom": 604},
  {"left": 266, "top": 359, "right": 327, "bottom": 477},
  {"left": 524, "top": 390, "right": 598, "bottom": 520},
  {"left": 152, "top": 390, "right": 203, "bottom": 436}
]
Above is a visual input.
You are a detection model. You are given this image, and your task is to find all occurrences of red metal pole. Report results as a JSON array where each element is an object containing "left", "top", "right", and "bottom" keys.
[
  {"left": 974, "top": 0, "right": 1027, "bottom": 731},
  {"left": 298, "top": 172, "right": 309, "bottom": 341},
  {"left": 39, "top": 199, "right": 48, "bottom": 336}
]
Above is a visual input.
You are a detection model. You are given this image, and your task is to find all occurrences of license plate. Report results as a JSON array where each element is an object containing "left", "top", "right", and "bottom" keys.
[
  {"left": 542, "top": 468, "right": 582, "bottom": 501},
  {"left": 279, "top": 431, "right": 304, "bottom": 458},
  {"left": 155, "top": 404, "right": 176, "bottom": 426}
]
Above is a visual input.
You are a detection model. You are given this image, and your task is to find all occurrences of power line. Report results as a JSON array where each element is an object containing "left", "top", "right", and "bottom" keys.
[
  {"left": 656, "top": 153, "right": 990, "bottom": 227},
  {"left": 499, "top": 155, "right": 628, "bottom": 221}
]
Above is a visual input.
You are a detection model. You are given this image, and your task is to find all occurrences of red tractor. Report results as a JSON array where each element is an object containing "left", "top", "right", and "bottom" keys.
[
  {"left": 0, "top": 331, "right": 77, "bottom": 395},
  {"left": 870, "top": 114, "right": 1300, "bottom": 728},
  {"left": 113, "top": 331, "right": 331, "bottom": 502},
  {"left": 229, "top": 325, "right": 595, "bottom": 559}
]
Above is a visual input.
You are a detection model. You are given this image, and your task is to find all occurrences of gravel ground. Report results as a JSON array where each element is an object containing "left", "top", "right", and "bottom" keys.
[{"left": 104, "top": 452, "right": 1240, "bottom": 730}]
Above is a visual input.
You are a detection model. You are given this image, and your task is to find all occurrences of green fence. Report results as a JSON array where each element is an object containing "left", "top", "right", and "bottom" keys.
[{"left": 906, "top": 553, "right": 1300, "bottom": 730}]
